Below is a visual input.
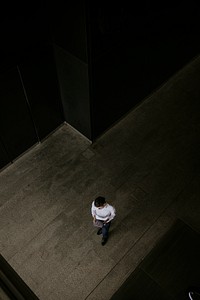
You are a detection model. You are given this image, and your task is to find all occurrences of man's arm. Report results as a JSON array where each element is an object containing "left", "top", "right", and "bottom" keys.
[
  {"left": 91, "top": 202, "right": 96, "bottom": 222},
  {"left": 105, "top": 205, "right": 116, "bottom": 222}
]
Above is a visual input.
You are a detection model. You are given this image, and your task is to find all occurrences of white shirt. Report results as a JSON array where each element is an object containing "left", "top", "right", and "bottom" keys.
[{"left": 91, "top": 201, "right": 116, "bottom": 222}]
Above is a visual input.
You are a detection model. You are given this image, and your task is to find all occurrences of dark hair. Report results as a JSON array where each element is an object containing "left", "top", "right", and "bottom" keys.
[{"left": 94, "top": 196, "right": 106, "bottom": 207}]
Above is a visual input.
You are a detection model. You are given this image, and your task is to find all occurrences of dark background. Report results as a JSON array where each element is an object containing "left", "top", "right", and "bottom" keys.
[{"left": 0, "top": 0, "right": 200, "bottom": 170}]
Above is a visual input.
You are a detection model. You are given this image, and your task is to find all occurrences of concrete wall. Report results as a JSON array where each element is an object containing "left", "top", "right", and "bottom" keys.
[{"left": 0, "top": 3, "right": 64, "bottom": 169}]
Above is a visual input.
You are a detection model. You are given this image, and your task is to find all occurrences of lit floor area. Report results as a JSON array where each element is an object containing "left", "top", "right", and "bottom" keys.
[{"left": 1, "top": 55, "right": 200, "bottom": 299}]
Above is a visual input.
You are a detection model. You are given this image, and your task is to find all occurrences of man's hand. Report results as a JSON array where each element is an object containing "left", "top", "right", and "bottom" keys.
[{"left": 104, "top": 218, "right": 110, "bottom": 224}]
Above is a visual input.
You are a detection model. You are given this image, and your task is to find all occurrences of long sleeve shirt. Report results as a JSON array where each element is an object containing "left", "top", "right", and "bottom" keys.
[{"left": 91, "top": 201, "right": 116, "bottom": 222}]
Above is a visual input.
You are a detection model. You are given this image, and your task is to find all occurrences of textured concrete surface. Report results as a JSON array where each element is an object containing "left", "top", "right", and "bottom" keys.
[{"left": 1, "top": 55, "right": 200, "bottom": 299}]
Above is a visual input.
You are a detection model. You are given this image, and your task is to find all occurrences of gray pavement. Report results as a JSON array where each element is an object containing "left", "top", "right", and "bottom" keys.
[{"left": 1, "top": 54, "right": 200, "bottom": 299}]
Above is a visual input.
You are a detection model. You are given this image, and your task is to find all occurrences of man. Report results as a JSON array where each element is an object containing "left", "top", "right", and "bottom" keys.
[{"left": 91, "top": 196, "right": 116, "bottom": 246}]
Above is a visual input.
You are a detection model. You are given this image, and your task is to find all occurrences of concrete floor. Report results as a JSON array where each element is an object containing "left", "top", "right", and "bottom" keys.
[{"left": 1, "top": 54, "right": 200, "bottom": 300}]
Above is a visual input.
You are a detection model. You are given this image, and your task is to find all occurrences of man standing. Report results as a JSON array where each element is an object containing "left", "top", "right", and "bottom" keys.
[{"left": 91, "top": 196, "right": 116, "bottom": 246}]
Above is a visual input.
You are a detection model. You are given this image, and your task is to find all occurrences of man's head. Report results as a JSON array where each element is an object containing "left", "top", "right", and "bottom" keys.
[{"left": 94, "top": 196, "right": 106, "bottom": 208}]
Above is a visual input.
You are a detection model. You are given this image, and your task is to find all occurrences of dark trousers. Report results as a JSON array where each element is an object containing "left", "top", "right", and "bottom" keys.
[
  {"left": 102, "top": 222, "right": 111, "bottom": 239},
  {"left": 95, "top": 220, "right": 111, "bottom": 239}
]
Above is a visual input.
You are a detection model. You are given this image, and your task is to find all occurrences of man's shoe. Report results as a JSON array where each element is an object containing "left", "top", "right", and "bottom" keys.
[
  {"left": 97, "top": 228, "right": 102, "bottom": 235},
  {"left": 101, "top": 237, "right": 107, "bottom": 246}
]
